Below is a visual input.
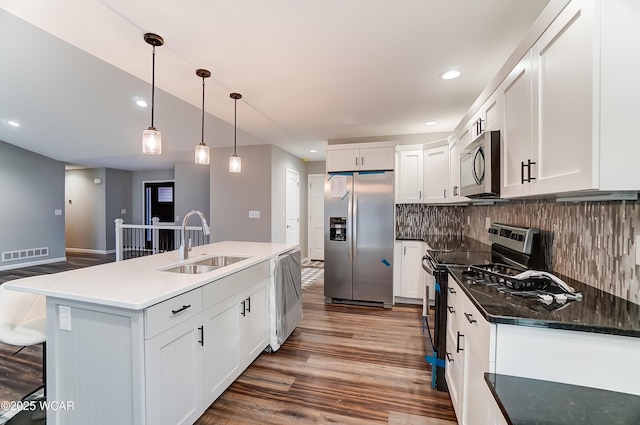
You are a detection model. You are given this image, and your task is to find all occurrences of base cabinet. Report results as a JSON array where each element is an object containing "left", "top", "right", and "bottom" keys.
[
  {"left": 145, "top": 314, "right": 204, "bottom": 425},
  {"left": 45, "top": 261, "right": 271, "bottom": 425}
]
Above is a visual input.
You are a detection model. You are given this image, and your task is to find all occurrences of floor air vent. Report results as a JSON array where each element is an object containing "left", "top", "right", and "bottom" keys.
[{"left": 2, "top": 247, "right": 49, "bottom": 262}]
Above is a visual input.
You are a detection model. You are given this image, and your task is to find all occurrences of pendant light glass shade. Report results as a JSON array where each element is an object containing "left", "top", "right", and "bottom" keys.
[
  {"left": 195, "top": 143, "right": 210, "bottom": 165},
  {"left": 194, "top": 69, "right": 211, "bottom": 165},
  {"left": 229, "top": 93, "right": 242, "bottom": 173},
  {"left": 142, "top": 33, "right": 164, "bottom": 155},
  {"left": 229, "top": 155, "right": 241, "bottom": 173},
  {"left": 142, "top": 127, "right": 162, "bottom": 155}
]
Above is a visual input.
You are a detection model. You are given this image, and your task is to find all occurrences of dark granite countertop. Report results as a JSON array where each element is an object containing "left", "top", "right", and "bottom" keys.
[
  {"left": 447, "top": 265, "right": 640, "bottom": 337},
  {"left": 485, "top": 373, "right": 640, "bottom": 425}
]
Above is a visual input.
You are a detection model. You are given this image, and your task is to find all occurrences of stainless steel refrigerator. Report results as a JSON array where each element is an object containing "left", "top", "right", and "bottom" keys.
[{"left": 324, "top": 171, "right": 394, "bottom": 308}]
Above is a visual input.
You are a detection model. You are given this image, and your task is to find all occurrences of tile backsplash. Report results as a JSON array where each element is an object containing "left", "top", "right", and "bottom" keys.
[{"left": 396, "top": 200, "right": 640, "bottom": 304}]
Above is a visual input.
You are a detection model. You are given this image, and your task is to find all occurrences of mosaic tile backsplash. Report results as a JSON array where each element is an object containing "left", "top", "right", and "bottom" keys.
[{"left": 396, "top": 201, "right": 640, "bottom": 304}]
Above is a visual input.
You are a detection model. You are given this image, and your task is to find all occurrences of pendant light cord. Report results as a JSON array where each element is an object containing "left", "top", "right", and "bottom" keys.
[
  {"left": 201, "top": 77, "right": 205, "bottom": 143},
  {"left": 233, "top": 98, "right": 237, "bottom": 155},
  {"left": 151, "top": 45, "right": 156, "bottom": 128}
]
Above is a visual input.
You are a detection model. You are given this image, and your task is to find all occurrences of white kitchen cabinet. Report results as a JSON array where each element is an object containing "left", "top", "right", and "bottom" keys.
[
  {"left": 501, "top": 0, "right": 640, "bottom": 198},
  {"left": 145, "top": 314, "right": 204, "bottom": 425},
  {"left": 396, "top": 147, "right": 424, "bottom": 203},
  {"left": 202, "top": 295, "right": 240, "bottom": 406},
  {"left": 423, "top": 143, "right": 450, "bottom": 203},
  {"left": 447, "top": 139, "right": 469, "bottom": 203},
  {"left": 239, "top": 280, "right": 269, "bottom": 363},
  {"left": 444, "top": 279, "right": 465, "bottom": 419},
  {"left": 326, "top": 142, "right": 396, "bottom": 172},
  {"left": 399, "top": 241, "right": 425, "bottom": 299}
]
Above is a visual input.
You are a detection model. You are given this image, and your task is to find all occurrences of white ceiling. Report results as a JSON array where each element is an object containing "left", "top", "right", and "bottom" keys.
[{"left": 0, "top": 0, "right": 550, "bottom": 170}]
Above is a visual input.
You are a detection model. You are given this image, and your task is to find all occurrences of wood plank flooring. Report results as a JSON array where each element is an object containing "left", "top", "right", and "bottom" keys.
[
  {"left": 0, "top": 254, "right": 458, "bottom": 424},
  {"left": 196, "top": 280, "right": 457, "bottom": 425}
]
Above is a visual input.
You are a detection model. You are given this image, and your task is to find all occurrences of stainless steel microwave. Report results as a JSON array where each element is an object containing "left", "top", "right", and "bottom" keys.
[{"left": 460, "top": 130, "right": 500, "bottom": 198}]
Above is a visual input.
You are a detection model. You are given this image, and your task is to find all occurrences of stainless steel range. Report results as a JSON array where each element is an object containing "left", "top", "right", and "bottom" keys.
[{"left": 423, "top": 223, "right": 554, "bottom": 391}]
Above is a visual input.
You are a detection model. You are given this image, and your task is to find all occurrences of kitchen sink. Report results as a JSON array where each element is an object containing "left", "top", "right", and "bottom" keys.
[
  {"left": 193, "top": 255, "right": 249, "bottom": 267},
  {"left": 161, "top": 255, "right": 249, "bottom": 274},
  {"left": 162, "top": 264, "right": 219, "bottom": 274}
]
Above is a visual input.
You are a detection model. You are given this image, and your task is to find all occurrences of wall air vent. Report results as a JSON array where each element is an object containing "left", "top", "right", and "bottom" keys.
[{"left": 2, "top": 247, "right": 49, "bottom": 262}]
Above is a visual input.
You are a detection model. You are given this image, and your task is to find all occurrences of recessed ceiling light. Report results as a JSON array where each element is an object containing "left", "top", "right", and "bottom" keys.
[
  {"left": 424, "top": 121, "right": 437, "bottom": 126},
  {"left": 310, "top": 150, "right": 317, "bottom": 153},
  {"left": 7, "top": 120, "right": 20, "bottom": 127},
  {"left": 441, "top": 69, "right": 461, "bottom": 80},
  {"left": 136, "top": 99, "right": 148, "bottom": 108}
]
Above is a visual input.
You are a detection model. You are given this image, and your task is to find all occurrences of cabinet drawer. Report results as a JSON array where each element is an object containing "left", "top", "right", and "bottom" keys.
[
  {"left": 461, "top": 297, "right": 491, "bottom": 368},
  {"left": 145, "top": 288, "right": 203, "bottom": 339}
]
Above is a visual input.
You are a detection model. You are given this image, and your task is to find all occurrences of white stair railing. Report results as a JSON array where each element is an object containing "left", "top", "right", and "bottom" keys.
[{"left": 114, "top": 218, "right": 211, "bottom": 262}]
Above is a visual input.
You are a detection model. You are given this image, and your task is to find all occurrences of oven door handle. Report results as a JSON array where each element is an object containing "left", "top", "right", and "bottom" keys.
[{"left": 421, "top": 253, "right": 437, "bottom": 275}]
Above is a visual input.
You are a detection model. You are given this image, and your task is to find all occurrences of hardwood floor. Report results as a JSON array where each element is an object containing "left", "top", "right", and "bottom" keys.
[
  {"left": 196, "top": 280, "right": 457, "bottom": 425},
  {"left": 0, "top": 254, "right": 458, "bottom": 424}
]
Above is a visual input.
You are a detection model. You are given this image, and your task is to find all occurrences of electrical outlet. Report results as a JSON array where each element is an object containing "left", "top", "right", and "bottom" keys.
[
  {"left": 636, "top": 236, "right": 640, "bottom": 266},
  {"left": 249, "top": 210, "right": 261, "bottom": 219},
  {"left": 485, "top": 217, "right": 491, "bottom": 229},
  {"left": 54, "top": 209, "right": 62, "bottom": 216},
  {"left": 121, "top": 209, "right": 127, "bottom": 214},
  {"left": 467, "top": 216, "right": 471, "bottom": 225},
  {"left": 59, "top": 306, "right": 72, "bottom": 331}
]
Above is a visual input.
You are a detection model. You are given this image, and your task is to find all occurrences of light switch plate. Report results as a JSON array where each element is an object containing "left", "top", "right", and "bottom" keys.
[
  {"left": 249, "top": 210, "right": 261, "bottom": 219},
  {"left": 121, "top": 209, "right": 126, "bottom": 214},
  {"left": 59, "top": 306, "right": 72, "bottom": 331},
  {"left": 54, "top": 209, "right": 62, "bottom": 216}
]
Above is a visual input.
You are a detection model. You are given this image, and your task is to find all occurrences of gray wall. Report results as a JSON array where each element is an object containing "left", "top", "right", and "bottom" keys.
[
  {"left": 305, "top": 161, "right": 326, "bottom": 175},
  {"left": 209, "top": 145, "right": 272, "bottom": 243},
  {"left": 130, "top": 169, "right": 175, "bottom": 224},
  {"left": 105, "top": 168, "right": 132, "bottom": 250},
  {"left": 65, "top": 168, "right": 132, "bottom": 252},
  {"left": 174, "top": 161, "right": 210, "bottom": 224},
  {"left": 0, "top": 140, "right": 65, "bottom": 266},
  {"left": 65, "top": 169, "right": 106, "bottom": 251},
  {"left": 271, "top": 146, "right": 307, "bottom": 256}
]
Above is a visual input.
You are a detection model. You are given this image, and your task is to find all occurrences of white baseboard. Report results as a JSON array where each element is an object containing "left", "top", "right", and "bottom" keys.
[
  {"left": 65, "top": 248, "right": 116, "bottom": 255},
  {"left": 0, "top": 256, "right": 67, "bottom": 271}
]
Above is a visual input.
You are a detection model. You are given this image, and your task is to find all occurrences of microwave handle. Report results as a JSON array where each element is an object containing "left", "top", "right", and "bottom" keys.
[{"left": 472, "top": 147, "right": 484, "bottom": 185}]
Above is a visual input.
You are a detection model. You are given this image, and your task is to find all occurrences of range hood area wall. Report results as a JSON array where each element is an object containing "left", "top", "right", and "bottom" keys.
[{"left": 397, "top": 200, "right": 640, "bottom": 304}]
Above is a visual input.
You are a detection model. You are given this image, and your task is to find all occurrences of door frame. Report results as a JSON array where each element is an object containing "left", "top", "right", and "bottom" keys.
[
  {"left": 307, "top": 173, "right": 325, "bottom": 261},
  {"left": 284, "top": 168, "right": 300, "bottom": 246}
]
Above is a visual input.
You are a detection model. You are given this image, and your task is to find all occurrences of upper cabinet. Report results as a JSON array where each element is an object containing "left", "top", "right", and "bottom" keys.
[
  {"left": 326, "top": 142, "right": 396, "bottom": 172},
  {"left": 423, "top": 144, "right": 450, "bottom": 203},
  {"left": 396, "top": 146, "right": 424, "bottom": 203},
  {"left": 500, "top": 0, "right": 640, "bottom": 198}
]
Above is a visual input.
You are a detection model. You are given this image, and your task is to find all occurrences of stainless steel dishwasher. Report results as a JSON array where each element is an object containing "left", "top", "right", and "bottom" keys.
[{"left": 268, "top": 248, "right": 303, "bottom": 352}]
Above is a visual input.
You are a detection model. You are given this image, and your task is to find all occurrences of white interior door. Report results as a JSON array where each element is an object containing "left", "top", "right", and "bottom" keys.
[
  {"left": 308, "top": 174, "right": 324, "bottom": 260},
  {"left": 285, "top": 169, "right": 300, "bottom": 245}
]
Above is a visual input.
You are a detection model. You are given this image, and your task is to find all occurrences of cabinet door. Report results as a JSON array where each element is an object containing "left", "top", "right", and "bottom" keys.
[
  {"left": 145, "top": 314, "right": 203, "bottom": 425},
  {"left": 459, "top": 127, "right": 472, "bottom": 150},
  {"left": 326, "top": 149, "right": 359, "bottom": 172},
  {"left": 484, "top": 91, "right": 503, "bottom": 133},
  {"left": 448, "top": 140, "right": 467, "bottom": 202},
  {"left": 424, "top": 145, "right": 450, "bottom": 203},
  {"left": 533, "top": 0, "right": 594, "bottom": 194},
  {"left": 397, "top": 150, "right": 424, "bottom": 203},
  {"left": 399, "top": 241, "right": 425, "bottom": 299},
  {"left": 501, "top": 51, "right": 535, "bottom": 198},
  {"left": 360, "top": 147, "right": 395, "bottom": 170},
  {"left": 202, "top": 296, "right": 241, "bottom": 407},
  {"left": 463, "top": 348, "right": 492, "bottom": 425},
  {"left": 240, "top": 280, "right": 269, "bottom": 364}
]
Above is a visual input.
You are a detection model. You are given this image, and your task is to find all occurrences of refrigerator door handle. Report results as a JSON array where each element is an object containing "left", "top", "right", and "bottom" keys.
[
  {"left": 347, "top": 187, "right": 353, "bottom": 262},
  {"left": 353, "top": 193, "right": 358, "bottom": 259}
]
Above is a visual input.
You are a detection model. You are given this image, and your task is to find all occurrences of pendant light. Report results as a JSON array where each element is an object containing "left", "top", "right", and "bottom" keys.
[
  {"left": 229, "top": 93, "right": 242, "bottom": 173},
  {"left": 194, "top": 69, "right": 211, "bottom": 165},
  {"left": 142, "top": 33, "right": 164, "bottom": 155}
]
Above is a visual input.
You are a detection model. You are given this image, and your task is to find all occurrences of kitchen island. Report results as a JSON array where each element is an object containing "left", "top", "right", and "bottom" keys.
[{"left": 4, "top": 241, "right": 299, "bottom": 425}]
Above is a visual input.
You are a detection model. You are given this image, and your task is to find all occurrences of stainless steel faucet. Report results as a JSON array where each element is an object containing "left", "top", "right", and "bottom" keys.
[{"left": 179, "top": 210, "right": 211, "bottom": 261}]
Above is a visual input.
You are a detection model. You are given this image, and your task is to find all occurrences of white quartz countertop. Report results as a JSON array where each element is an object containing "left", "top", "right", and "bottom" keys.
[{"left": 4, "top": 241, "right": 298, "bottom": 310}]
